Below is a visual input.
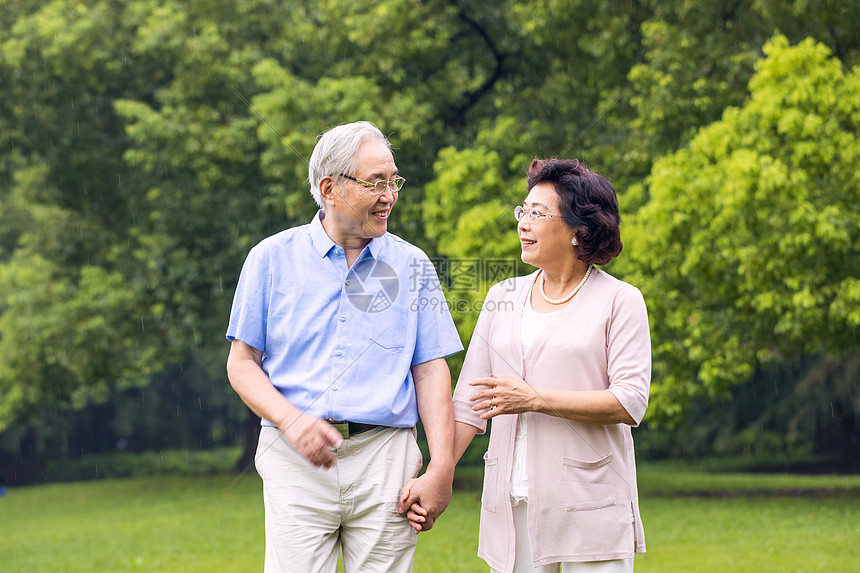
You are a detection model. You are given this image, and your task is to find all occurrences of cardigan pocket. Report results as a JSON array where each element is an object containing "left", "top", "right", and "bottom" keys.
[
  {"left": 481, "top": 453, "right": 499, "bottom": 513},
  {"left": 562, "top": 453, "right": 618, "bottom": 511}
]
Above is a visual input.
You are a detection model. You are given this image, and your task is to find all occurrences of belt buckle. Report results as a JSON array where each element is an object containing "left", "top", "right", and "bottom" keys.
[{"left": 329, "top": 421, "right": 350, "bottom": 440}]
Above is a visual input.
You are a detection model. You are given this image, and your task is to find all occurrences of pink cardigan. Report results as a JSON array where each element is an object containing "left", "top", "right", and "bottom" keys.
[{"left": 453, "top": 269, "right": 651, "bottom": 572}]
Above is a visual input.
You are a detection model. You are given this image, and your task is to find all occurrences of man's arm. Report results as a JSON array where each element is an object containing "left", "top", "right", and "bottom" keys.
[
  {"left": 226, "top": 339, "right": 342, "bottom": 468},
  {"left": 397, "top": 357, "right": 455, "bottom": 532}
]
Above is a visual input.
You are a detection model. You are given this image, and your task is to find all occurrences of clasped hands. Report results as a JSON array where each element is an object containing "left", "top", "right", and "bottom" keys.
[
  {"left": 400, "top": 374, "right": 537, "bottom": 533},
  {"left": 284, "top": 374, "right": 538, "bottom": 532},
  {"left": 398, "top": 466, "right": 453, "bottom": 534},
  {"left": 280, "top": 414, "right": 455, "bottom": 534}
]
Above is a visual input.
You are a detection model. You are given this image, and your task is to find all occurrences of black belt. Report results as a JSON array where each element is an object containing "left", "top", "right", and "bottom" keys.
[{"left": 327, "top": 420, "right": 384, "bottom": 439}]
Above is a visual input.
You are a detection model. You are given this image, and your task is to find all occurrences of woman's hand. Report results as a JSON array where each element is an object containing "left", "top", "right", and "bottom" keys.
[
  {"left": 469, "top": 374, "right": 540, "bottom": 419},
  {"left": 399, "top": 478, "right": 430, "bottom": 533}
]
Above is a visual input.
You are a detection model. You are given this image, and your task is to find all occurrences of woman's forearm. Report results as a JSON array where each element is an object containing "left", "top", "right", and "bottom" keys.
[
  {"left": 454, "top": 421, "right": 481, "bottom": 464},
  {"left": 532, "top": 388, "right": 635, "bottom": 425}
]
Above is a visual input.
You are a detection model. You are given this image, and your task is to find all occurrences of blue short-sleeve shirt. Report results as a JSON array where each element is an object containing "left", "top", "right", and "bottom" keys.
[{"left": 226, "top": 211, "right": 463, "bottom": 427}]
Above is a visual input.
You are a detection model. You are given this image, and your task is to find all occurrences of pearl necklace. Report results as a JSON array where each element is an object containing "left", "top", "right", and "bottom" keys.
[{"left": 539, "top": 265, "right": 593, "bottom": 305}]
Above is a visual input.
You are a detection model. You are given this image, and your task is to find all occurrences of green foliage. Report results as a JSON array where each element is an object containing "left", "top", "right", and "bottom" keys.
[
  {"left": 599, "top": 0, "right": 860, "bottom": 201},
  {"left": 637, "top": 355, "right": 860, "bottom": 470},
  {"left": 43, "top": 447, "right": 242, "bottom": 483},
  {"left": 0, "top": 255, "right": 159, "bottom": 426},
  {"left": 422, "top": 117, "right": 537, "bottom": 344},
  {"left": 616, "top": 13, "right": 761, "bottom": 188},
  {"left": 1, "top": 1, "right": 859, "bottom": 454},
  {"left": 618, "top": 36, "right": 860, "bottom": 422},
  {"left": 636, "top": 459, "right": 860, "bottom": 494}
]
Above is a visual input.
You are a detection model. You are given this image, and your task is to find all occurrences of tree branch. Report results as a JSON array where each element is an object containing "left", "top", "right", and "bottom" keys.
[{"left": 442, "top": 3, "right": 506, "bottom": 127}]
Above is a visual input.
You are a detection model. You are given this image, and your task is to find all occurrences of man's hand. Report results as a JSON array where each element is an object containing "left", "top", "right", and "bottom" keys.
[
  {"left": 228, "top": 340, "right": 343, "bottom": 467},
  {"left": 406, "top": 358, "right": 455, "bottom": 532},
  {"left": 280, "top": 415, "right": 343, "bottom": 469},
  {"left": 398, "top": 467, "right": 453, "bottom": 533}
]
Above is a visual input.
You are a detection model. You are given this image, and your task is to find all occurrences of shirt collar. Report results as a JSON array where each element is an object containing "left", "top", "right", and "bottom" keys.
[
  {"left": 309, "top": 210, "right": 336, "bottom": 258},
  {"left": 365, "top": 234, "right": 382, "bottom": 259},
  {"left": 309, "top": 210, "right": 383, "bottom": 260}
]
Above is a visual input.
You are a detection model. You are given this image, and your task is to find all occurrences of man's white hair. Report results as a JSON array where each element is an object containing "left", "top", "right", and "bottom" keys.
[{"left": 308, "top": 121, "right": 391, "bottom": 209}]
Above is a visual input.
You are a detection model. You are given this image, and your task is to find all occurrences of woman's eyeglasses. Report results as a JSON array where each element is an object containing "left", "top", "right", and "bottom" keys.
[{"left": 514, "top": 206, "right": 559, "bottom": 224}]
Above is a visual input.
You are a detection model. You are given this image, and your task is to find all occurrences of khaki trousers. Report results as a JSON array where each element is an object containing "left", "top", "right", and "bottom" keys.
[{"left": 255, "top": 426, "right": 423, "bottom": 573}]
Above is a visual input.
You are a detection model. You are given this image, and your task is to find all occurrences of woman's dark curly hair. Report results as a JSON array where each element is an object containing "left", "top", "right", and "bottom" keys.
[{"left": 526, "top": 158, "right": 622, "bottom": 265}]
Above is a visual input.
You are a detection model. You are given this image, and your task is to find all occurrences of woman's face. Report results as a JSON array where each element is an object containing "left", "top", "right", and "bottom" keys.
[{"left": 518, "top": 182, "right": 577, "bottom": 268}]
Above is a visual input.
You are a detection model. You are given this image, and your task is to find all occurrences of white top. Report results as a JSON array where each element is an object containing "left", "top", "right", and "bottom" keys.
[{"left": 511, "top": 296, "right": 562, "bottom": 502}]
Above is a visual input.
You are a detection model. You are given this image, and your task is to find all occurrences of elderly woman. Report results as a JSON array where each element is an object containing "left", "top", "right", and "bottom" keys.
[{"left": 415, "top": 158, "right": 651, "bottom": 572}]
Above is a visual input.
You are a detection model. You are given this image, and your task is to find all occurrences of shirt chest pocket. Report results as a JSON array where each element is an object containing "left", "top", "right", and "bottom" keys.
[
  {"left": 368, "top": 326, "right": 406, "bottom": 350},
  {"left": 365, "top": 308, "right": 408, "bottom": 351}
]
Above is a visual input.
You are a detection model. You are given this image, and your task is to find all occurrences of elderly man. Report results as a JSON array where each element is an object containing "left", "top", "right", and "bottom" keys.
[{"left": 226, "top": 121, "right": 462, "bottom": 572}]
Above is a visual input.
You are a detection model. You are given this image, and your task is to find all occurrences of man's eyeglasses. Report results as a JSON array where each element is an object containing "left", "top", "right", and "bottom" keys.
[
  {"left": 514, "top": 206, "right": 559, "bottom": 224},
  {"left": 339, "top": 173, "right": 406, "bottom": 195}
]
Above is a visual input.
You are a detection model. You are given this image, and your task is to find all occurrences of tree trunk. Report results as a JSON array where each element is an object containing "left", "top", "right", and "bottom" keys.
[{"left": 235, "top": 409, "right": 260, "bottom": 474}]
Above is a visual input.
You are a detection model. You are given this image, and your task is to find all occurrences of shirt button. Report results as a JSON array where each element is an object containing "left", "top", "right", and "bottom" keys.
[
  {"left": 335, "top": 350, "right": 343, "bottom": 357},
  {"left": 332, "top": 384, "right": 339, "bottom": 391},
  {"left": 339, "top": 316, "right": 346, "bottom": 322},
  {"left": 345, "top": 279, "right": 350, "bottom": 286}
]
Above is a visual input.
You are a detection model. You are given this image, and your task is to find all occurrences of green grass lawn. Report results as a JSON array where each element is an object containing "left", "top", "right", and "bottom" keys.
[
  {"left": 1, "top": 466, "right": 858, "bottom": 572},
  {"left": 1, "top": 474, "right": 264, "bottom": 572},
  {"left": 636, "top": 495, "right": 858, "bottom": 572}
]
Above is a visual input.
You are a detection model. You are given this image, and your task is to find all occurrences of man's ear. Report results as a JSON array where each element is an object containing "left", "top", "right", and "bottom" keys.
[{"left": 319, "top": 176, "right": 337, "bottom": 206}]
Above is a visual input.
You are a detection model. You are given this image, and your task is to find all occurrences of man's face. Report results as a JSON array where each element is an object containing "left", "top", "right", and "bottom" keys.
[{"left": 329, "top": 139, "right": 399, "bottom": 241}]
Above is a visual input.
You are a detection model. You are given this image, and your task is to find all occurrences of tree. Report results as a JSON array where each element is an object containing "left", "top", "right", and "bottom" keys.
[
  {"left": 3, "top": 1, "right": 859, "bottom": 475},
  {"left": 599, "top": 0, "right": 860, "bottom": 196},
  {"left": 422, "top": 31, "right": 859, "bottom": 469},
  {"left": 636, "top": 355, "right": 860, "bottom": 471},
  {"left": 616, "top": 36, "right": 860, "bottom": 428},
  {"left": 0, "top": 0, "right": 175, "bottom": 427},
  {"left": 0, "top": 0, "right": 650, "bottom": 431}
]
